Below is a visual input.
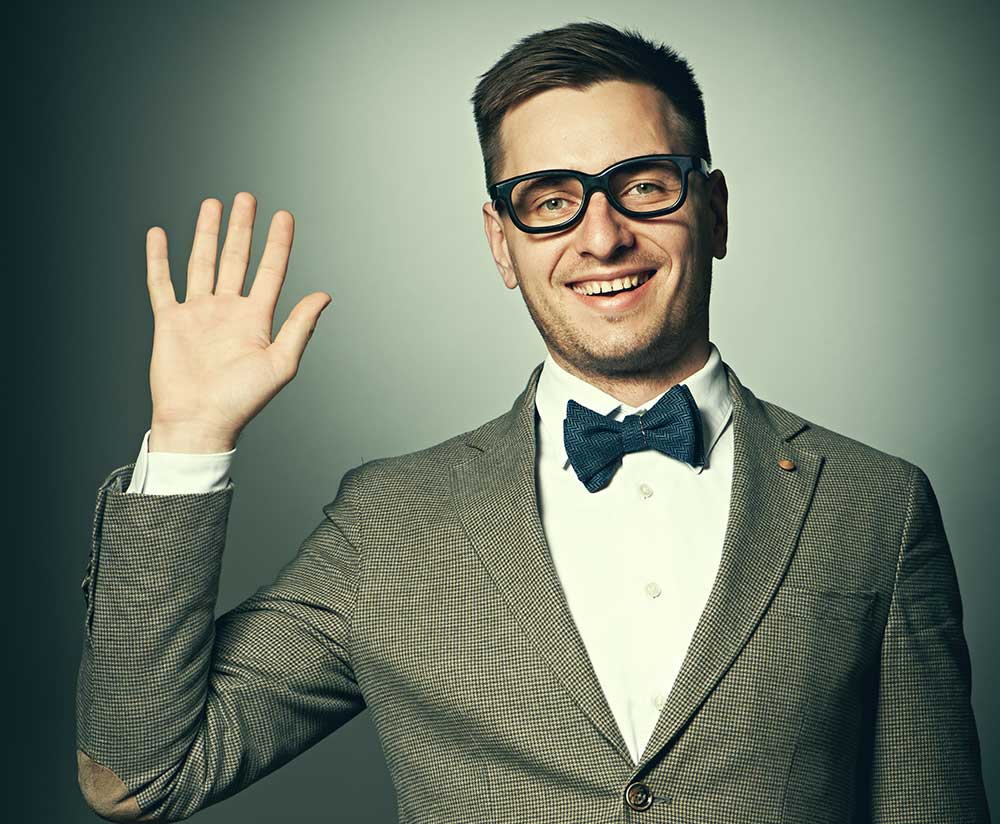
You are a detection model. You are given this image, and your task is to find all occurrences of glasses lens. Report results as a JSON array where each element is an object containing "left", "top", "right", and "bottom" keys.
[
  {"left": 608, "top": 158, "right": 684, "bottom": 213},
  {"left": 510, "top": 174, "right": 586, "bottom": 228},
  {"left": 509, "top": 159, "right": 685, "bottom": 229}
]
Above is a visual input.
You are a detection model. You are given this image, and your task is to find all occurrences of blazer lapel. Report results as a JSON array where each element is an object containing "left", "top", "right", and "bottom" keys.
[
  {"left": 450, "top": 362, "right": 636, "bottom": 766},
  {"left": 635, "top": 363, "right": 824, "bottom": 769}
]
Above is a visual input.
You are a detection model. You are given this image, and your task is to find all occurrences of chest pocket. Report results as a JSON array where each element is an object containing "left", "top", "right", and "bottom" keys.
[
  {"left": 747, "top": 583, "right": 882, "bottom": 717},
  {"left": 766, "top": 584, "right": 878, "bottom": 624}
]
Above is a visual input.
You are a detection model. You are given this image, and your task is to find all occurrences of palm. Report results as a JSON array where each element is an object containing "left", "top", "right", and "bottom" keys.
[{"left": 145, "top": 193, "right": 331, "bottom": 449}]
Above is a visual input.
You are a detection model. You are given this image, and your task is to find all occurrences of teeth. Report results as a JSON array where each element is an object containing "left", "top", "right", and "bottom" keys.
[{"left": 571, "top": 271, "right": 652, "bottom": 295}]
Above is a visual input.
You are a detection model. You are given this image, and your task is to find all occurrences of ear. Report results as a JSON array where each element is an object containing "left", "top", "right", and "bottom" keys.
[
  {"left": 705, "top": 169, "right": 729, "bottom": 260},
  {"left": 483, "top": 201, "right": 519, "bottom": 289}
]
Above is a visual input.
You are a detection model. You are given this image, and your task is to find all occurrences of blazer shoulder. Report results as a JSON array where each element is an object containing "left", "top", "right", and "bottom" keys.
[
  {"left": 322, "top": 363, "right": 544, "bottom": 522},
  {"left": 758, "top": 395, "right": 918, "bottom": 481},
  {"left": 336, "top": 404, "right": 513, "bottom": 499}
]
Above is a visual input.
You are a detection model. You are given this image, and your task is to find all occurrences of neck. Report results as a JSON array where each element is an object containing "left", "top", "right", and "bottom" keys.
[{"left": 549, "top": 338, "right": 711, "bottom": 407}]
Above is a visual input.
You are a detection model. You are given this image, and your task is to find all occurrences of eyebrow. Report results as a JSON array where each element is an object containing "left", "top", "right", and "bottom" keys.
[{"left": 514, "top": 156, "right": 649, "bottom": 185}]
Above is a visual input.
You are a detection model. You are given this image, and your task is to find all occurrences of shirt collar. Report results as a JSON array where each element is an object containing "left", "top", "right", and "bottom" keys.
[{"left": 534, "top": 341, "right": 734, "bottom": 474}]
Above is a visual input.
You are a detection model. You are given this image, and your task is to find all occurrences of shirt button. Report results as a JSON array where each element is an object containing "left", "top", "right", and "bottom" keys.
[
  {"left": 638, "top": 482, "right": 653, "bottom": 499},
  {"left": 645, "top": 581, "right": 662, "bottom": 598},
  {"left": 653, "top": 693, "right": 667, "bottom": 711}
]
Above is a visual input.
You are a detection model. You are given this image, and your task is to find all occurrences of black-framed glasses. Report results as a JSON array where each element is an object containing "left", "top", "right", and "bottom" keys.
[{"left": 489, "top": 154, "right": 710, "bottom": 234}]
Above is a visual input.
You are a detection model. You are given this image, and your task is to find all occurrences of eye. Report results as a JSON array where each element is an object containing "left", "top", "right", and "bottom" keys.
[
  {"left": 541, "top": 198, "right": 569, "bottom": 211},
  {"left": 626, "top": 181, "right": 664, "bottom": 196}
]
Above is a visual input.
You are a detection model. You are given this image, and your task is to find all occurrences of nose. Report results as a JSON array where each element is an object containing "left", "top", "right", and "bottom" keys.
[{"left": 572, "top": 190, "right": 635, "bottom": 259}]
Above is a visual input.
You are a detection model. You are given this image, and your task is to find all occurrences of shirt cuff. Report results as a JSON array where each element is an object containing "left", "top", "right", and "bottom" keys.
[{"left": 125, "top": 429, "right": 236, "bottom": 495}]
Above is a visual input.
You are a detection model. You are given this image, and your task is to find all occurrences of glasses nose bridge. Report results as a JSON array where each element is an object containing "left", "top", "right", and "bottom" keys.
[{"left": 577, "top": 168, "right": 625, "bottom": 223}]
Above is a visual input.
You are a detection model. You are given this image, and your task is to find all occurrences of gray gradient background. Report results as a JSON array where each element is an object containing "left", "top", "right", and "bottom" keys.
[{"left": 13, "top": 0, "right": 997, "bottom": 820}]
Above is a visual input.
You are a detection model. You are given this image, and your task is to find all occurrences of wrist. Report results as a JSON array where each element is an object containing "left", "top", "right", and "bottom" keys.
[{"left": 149, "top": 422, "right": 237, "bottom": 454}]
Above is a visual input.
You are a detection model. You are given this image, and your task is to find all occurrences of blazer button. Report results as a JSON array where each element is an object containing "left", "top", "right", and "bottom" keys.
[{"left": 624, "top": 781, "right": 653, "bottom": 811}]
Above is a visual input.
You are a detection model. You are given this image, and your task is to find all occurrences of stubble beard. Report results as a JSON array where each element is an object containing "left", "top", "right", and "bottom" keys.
[{"left": 515, "top": 260, "right": 712, "bottom": 382}]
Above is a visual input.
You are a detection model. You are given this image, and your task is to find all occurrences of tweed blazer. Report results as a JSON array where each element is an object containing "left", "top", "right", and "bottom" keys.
[{"left": 76, "top": 360, "right": 990, "bottom": 823}]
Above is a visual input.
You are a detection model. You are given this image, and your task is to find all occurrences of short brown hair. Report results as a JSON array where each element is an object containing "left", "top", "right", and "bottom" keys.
[{"left": 470, "top": 20, "right": 711, "bottom": 192}]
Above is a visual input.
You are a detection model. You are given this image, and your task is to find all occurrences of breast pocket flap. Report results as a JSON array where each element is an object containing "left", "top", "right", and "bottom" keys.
[{"left": 768, "top": 584, "right": 877, "bottom": 624}]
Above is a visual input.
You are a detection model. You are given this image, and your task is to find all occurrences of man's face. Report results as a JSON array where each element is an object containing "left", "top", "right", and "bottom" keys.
[{"left": 483, "top": 80, "right": 728, "bottom": 379}]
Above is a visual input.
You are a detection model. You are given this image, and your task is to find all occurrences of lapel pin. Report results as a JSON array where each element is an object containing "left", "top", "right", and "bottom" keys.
[{"left": 778, "top": 458, "right": 796, "bottom": 471}]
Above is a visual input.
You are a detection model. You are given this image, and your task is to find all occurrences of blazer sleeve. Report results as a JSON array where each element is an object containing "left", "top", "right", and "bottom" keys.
[
  {"left": 867, "top": 463, "right": 991, "bottom": 822},
  {"left": 76, "top": 460, "right": 368, "bottom": 822}
]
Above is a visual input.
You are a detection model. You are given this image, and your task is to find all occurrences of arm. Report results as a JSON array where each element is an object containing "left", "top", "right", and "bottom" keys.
[
  {"left": 76, "top": 460, "right": 367, "bottom": 822},
  {"left": 868, "top": 463, "right": 990, "bottom": 822},
  {"left": 78, "top": 191, "right": 337, "bottom": 820}
]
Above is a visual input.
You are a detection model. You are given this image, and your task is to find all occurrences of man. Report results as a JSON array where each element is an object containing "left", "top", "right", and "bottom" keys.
[{"left": 76, "top": 20, "right": 990, "bottom": 823}]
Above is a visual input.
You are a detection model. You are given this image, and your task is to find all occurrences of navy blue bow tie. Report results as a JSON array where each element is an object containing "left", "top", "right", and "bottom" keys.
[{"left": 563, "top": 383, "right": 706, "bottom": 492}]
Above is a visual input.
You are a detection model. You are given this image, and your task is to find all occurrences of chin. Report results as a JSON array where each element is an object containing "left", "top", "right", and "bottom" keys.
[{"left": 562, "top": 337, "right": 666, "bottom": 376}]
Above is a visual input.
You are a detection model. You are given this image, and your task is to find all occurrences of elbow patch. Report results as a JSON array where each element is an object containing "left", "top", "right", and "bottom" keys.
[{"left": 76, "top": 749, "right": 150, "bottom": 822}]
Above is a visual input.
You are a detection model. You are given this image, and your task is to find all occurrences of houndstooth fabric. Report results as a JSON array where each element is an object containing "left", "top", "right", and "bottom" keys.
[{"left": 76, "top": 360, "right": 991, "bottom": 823}]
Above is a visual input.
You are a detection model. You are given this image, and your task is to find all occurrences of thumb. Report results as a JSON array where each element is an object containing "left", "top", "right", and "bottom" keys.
[{"left": 271, "top": 292, "right": 332, "bottom": 377}]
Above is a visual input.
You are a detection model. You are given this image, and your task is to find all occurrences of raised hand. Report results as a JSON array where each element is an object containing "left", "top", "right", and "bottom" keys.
[{"left": 145, "top": 192, "right": 331, "bottom": 453}]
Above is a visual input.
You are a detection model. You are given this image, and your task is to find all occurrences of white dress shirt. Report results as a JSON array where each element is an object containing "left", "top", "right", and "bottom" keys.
[
  {"left": 125, "top": 341, "right": 734, "bottom": 765},
  {"left": 533, "top": 341, "right": 733, "bottom": 764}
]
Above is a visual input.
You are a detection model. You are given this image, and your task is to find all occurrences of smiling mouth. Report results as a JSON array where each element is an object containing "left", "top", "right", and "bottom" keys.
[{"left": 567, "top": 270, "right": 656, "bottom": 297}]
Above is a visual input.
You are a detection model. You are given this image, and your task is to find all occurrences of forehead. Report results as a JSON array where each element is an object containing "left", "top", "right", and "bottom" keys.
[{"left": 498, "top": 80, "right": 680, "bottom": 180}]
